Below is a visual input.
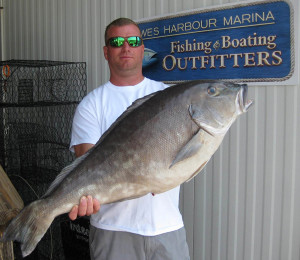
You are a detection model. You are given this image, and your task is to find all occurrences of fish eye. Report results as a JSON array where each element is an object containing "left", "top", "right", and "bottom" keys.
[{"left": 207, "top": 86, "right": 218, "bottom": 96}]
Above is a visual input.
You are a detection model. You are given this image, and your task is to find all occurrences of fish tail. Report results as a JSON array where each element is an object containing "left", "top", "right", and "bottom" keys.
[{"left": 1, "top": 199, "right": 53, "bottom": 257}]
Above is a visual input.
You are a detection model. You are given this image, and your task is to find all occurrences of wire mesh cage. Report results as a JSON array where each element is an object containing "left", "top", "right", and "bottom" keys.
[
  {"left": 0, "top": 60, "right": 87, "bottom": 259},
  {"left": 0, "top": 60, "right": 86, "bottom": 104}
]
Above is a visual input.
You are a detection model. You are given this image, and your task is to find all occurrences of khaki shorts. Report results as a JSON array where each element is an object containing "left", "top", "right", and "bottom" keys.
[{"left": 89, "top": 226, "right": 190, "bottom": 260}]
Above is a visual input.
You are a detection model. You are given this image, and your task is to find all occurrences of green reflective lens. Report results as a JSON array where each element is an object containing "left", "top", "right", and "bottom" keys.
[
  {"left": 110, "top": 37, "right": 125, "bottom": 47},
  {"left": 127, "top": 37, "right": 142, "bottom": 47},
  {"left": 107, "top": 36, "right": 143, "bottom": 47}
]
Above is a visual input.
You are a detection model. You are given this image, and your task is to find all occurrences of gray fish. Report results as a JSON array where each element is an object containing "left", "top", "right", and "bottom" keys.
[{"left": 1, "top": 80, "right": 253, "bottom": 257}]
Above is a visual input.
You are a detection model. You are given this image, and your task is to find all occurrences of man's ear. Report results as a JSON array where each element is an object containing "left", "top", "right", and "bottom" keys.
[{"left": 103, "top": 46, "right": 108, "bottom": 61}]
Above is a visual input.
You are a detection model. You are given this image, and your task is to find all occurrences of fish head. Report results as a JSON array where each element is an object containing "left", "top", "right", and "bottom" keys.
[
  {"left": 142, "top": 48, "right": 159, "bottom": 68},
  {"left": 190, "top": 81, "right": 253, "bottom": 136}
]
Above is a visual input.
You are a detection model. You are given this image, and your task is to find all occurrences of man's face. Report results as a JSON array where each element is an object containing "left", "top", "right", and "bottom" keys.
[{"left": 103, "top": 24, "right": 144, "bottom": 76}]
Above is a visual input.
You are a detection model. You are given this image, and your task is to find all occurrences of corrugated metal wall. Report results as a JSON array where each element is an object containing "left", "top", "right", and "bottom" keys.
[{"left": 2, "top": 1, "right": 299, "bottom": 260}]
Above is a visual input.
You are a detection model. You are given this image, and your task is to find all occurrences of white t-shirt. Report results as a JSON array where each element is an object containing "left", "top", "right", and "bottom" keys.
[{"left": 70, "top": 77, "right": 184, "bottom": 236}]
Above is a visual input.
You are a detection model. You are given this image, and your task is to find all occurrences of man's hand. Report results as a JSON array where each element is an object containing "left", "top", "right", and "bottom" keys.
[{"left": 68, "top": 195, "right": 101, "bottom": 221}]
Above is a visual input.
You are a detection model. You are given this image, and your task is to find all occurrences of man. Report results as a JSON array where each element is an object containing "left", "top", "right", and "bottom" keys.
[{"left": 69, "top": 18, "right": 190, "bottom": 260}]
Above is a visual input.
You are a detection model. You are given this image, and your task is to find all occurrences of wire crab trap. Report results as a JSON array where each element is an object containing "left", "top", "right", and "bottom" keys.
[{"left": 0, "top": 60, "right": 87, "bottom": 260}]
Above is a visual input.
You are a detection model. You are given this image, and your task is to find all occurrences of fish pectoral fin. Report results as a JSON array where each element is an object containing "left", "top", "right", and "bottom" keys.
[{"left": 169, "top": 130, "right": 203, "bottom": 168}]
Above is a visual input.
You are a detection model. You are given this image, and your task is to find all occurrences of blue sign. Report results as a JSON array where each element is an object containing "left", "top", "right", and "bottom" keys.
[{"left": 138, "top": 0, "right": 294, "bottom": 83}]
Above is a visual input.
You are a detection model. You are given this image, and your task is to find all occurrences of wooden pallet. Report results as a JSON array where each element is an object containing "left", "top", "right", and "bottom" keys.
[{"left": 0, "top": 165, "right": 24, "bottom": 260}]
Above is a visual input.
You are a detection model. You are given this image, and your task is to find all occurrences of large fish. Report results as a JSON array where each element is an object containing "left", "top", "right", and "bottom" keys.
[{"left": 1, "top": 81, "right": 253, "bottom": 256}]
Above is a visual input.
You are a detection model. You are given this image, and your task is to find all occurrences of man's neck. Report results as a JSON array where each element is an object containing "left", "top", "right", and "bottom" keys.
[{"left": 109, "top": 74, "right": 144, "bottom": 87}]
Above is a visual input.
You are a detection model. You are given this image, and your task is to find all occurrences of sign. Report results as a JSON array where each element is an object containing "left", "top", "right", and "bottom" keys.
[{"left": 138, "top": 0, "right": 295, "bottom": 83}]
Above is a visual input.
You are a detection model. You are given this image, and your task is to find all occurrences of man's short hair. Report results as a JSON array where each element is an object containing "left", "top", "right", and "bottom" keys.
[{"left": 104, "top": 18, "right": 142, "bottom": 44}]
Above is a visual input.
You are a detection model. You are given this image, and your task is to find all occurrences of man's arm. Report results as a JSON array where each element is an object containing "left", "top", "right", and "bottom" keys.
[
  {"left": 68, "top": 143, "right": 101, "bottom": 220},
  {"left": 74, "top": 143, "right": 95, "bottom": 157}
]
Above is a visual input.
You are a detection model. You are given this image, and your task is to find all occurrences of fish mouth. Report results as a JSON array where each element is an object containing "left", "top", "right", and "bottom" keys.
[{"left": 238, "top": 84, "right": 253, "bottom": 113}]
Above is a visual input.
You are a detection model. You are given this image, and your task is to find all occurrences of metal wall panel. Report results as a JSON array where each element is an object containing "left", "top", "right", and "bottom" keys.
[{"left": 2, "top": 1, "right": 299, "bottom": 260}]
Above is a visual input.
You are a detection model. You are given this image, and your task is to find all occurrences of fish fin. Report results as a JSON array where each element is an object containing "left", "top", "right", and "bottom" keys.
[
  {"left": 129, "top": 92, "right": 159, "bottom": 109},
  {"left": 43, "top": 152, "right": 89, "bottom": 197},
  {"left": 169, "top": 130, "right": 203, "bottom": 168},
  {"left": 186, "top": 160, "right": 208, "bottom": 182},
  {"left": 1, "top": 199, "right": 53, "bottom": 257}
]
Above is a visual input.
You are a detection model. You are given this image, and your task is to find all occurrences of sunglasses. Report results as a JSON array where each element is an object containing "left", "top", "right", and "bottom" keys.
[{"left": 106, "top": 36, "right": 143, "bottom": 48}]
